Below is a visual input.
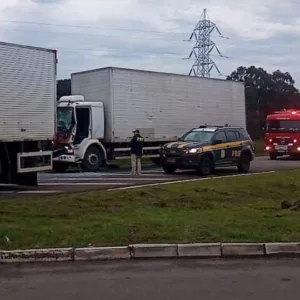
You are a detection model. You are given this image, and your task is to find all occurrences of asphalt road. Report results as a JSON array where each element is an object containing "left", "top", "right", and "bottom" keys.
[
  {"left": 0, "top": 258, "right": 299, "bottom": 300},
  {"left": 1, "top": 156, "right": 300, "bottom": 198}
]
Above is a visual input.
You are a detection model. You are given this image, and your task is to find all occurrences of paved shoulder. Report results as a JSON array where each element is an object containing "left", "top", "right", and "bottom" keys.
[
  {"left": 0, "top": 170, "right": 189, "bottom": 198},
  {"left": 1, "top": 258, "right": 300, "bottom": 300}
]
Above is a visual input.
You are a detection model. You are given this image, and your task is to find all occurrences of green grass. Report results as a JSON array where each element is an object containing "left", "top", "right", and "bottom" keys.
[
  {"left": 254, "top": 139, "right": 266, "bottom": 156},
  {"left": 1, "top": 169, "right": 300, "bottom": 250}
]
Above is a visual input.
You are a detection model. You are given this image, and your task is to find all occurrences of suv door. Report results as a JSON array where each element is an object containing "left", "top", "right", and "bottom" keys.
[
  {"left": 225, "top": 130, "right": 242, "bottom": 164},
  {"left": 211, "top": 130, "right": 229, "bottom": 166}
]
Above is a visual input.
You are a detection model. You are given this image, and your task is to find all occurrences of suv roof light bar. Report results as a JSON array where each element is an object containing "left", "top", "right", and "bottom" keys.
[{"left": 198, "top": 124, "right": 230, "bottom": 128}]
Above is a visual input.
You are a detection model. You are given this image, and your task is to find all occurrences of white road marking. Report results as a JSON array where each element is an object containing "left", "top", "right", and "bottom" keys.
[
  {"left": 39, "top": 170, "right": 164, "bottom": 178},
  {"left": 39, "top": 182, "right": 128, "bottom": 186},
  {"left": 18, "top": 190, "right": 64, "bottom": 194},
  {"left": 0, "top": 184, "right": 19, "bottom": 188},
  {"left": 107, "top": 171, "right": 276, "bottom": 191},
  {"left": 43, "top": 177, "right": 173, "bottom": 182}
]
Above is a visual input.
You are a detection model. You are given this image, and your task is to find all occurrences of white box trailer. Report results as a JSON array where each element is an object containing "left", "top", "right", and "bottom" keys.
[
  {"left": 0, "top": 41, "right": 56, "bottom": 185},
  {"left": 53, "top": 67, "right": 246, "bottom": 172},
  {"left": 71, "top": 67, "right": 246, "bottom": 143}
]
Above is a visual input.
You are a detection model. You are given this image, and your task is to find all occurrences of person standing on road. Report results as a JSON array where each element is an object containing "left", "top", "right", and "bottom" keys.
[{"left": 129, "top": 129, "right": 144, "bottom": 176}]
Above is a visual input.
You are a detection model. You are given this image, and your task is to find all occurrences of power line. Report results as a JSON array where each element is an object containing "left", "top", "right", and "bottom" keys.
[
  {"left": 0, "top": 26, "right": 189, "bottom": 41},
  {"left": 0, "top": 35, "right": 295, "bottom": 62},
  {"left": 2, "top": 23, "right": 299, "bottom": 49},
  {"left": 1, "top": 30, "right": 298, "bottom": 60},
  {"left": 0, "top": 19, "right": 189, "bottom": 35}
]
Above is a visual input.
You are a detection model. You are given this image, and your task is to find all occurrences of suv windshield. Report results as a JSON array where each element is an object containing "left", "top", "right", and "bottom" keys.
[
  {"left": 266, "top": 120, "right": 300, "bottom": 132},
  {"left": 57, "top": 107, "right": 75, "bottom": 132},
  {"left": 180, "top": 130, "right": 214, "bottom": 143}
]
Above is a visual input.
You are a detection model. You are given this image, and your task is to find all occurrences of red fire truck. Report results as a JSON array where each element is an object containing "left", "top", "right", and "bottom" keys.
[{"left": 264, "top": 109, "right": 300, "bottom": 159}]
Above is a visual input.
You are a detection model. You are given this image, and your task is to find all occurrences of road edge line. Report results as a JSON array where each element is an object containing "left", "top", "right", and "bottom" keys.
[{"left": 106, "top": 171, "right": 276, "bottom": 192}]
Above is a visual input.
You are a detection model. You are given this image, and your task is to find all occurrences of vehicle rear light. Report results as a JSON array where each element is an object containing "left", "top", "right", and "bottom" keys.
[
  {"left": 265, "top": 146, "right": 270, "bottom": 151},
  {"left": 269, "top": 139, "right": 272, "bottom": 142},
  {"left": 294, "top": 139, "right": 297, "bottom": 143},
  {"left": 297, "top": 147, "right": 300, "bottom": 151}
]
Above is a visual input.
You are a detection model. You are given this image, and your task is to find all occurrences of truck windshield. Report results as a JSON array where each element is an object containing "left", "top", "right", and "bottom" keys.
[
  {"left": 180, "top": 130, "right": 214, "bottom": 142},
  {"left": 266, "top": 120, "right": 300, "bottom": 132},
  {"left": 57, "top": 107, "right": 75, "bottom": 132}
]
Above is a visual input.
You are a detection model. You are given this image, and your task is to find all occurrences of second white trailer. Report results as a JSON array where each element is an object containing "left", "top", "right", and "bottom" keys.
[{"left": 71, "top": 67, "right": 246, "bottom": 143}]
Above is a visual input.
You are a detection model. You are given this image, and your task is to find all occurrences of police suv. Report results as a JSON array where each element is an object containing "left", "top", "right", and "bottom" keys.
[{"left": 160, "top": 125, "right": 255, "bottom": 175}]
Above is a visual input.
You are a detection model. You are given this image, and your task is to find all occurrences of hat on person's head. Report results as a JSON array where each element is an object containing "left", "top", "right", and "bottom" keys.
[{"left": 133, "top": 129, "right": 140, "bottom": 134}]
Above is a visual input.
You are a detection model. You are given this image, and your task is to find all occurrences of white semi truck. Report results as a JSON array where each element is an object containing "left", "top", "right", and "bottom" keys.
[
  {"left": 0, "top": 41, "right": 57, "bottom": 185},
  {"left": 52, "top": 67, "right": 246, "bottom": 172}
]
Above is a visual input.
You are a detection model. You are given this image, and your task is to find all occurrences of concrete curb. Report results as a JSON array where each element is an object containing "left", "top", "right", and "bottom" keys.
[
  {"left": 178, "top": 243, "right": 221, "bottom": 257},
  {"left": 1, "top": 243, "right": 300, "bottom": 263},
  {"left": 74, "top": 246, "right": 131, "bottom": 261},
  {"left": 0, "top": 248, "right": 73, "bottom": 263},
  {"left": 265, "top": 242, "right": 300, "bottom": 255},
  {"left": 222, "top": 243, "right": 265, "bottom": 257},
  {"left": 130, "top": 244, "right": 178, "bottom": 258}
]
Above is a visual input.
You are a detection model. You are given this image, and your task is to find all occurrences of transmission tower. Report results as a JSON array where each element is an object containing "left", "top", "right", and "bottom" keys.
[{"left": 186, "top": 9, "right": 226, "bottom": 77}]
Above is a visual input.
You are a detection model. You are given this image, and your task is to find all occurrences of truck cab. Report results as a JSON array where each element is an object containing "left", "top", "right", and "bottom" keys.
[
  {"left": 264, "top": 109, "right": 300, "bottom": 159},
  {"left": 53, "top": 95, "right": 106, "bottom": 172},
  {"left": 53, "top": 94, "right": 163, "bottom": 172}
]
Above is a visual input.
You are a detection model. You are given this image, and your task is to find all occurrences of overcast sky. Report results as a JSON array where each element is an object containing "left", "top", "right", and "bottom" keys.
[{"left": 0, "top": 0, "right": 299, "bottom": 87}]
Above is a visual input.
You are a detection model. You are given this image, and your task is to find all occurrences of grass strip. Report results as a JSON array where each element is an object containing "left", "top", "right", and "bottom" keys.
[{"left": 2, "top": 168, "right": 299, "bottom": 250}]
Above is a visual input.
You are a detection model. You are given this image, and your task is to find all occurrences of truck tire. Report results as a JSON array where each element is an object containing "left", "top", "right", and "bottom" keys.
[
  {"left": 16, "top": 172, "right": 38, "bottom": 186},
  {"left": 162, "top": 165, "right": 176, "bottom": 174},
  {"left": 0, "top": 157, "right": 6, "bottom": 182},
  {"left": 197, "top": 156, "right": 214, "bottom": 176},
  {"left": 81, "top": 147, "right": 104, "bottom": 172},
  {"left": 238, "top": 153, "right": 251, "bottom": 173},
  {"left": 53, "top": 162, "right": 69, "bottom": 173},
  {"left": 269, "top": 153, "right": 277, "bottom": 160}
]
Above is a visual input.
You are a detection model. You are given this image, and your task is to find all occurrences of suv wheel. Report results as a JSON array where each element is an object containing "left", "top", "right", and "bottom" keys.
[
  {"left": 198, "top": 156, "right": 214, "bottom": 176},
  {"left": 162, "top": 165, "right": 176, "bottom": 174},
  {"left": 238, "top": 153, "right": 250, "bottom": 173},
  {"left": 269, "top": 153, "right": 277, "bottom": 160}
]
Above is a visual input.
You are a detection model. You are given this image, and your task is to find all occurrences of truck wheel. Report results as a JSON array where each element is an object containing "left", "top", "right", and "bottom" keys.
[
  {"left": 162, "top": 165, "right": 176, "bottom": 174},
  {"left": 53, "top": 162, "right": 69, "bottom": 173},
  {"left": 269, "top": 153, "right": 277, "bottom": 160},
  {"left": 0, "top": 158, "right": 6, "bottom": 182},
  {"left": 82, "top": 147, "right": 104, "bottom": 172},
  {"left": 198, "top": 156, "right": 214, "bottom": 176},
  {"left": 238, "top": 153, "right": 251, "bottom": 173},
  {"left": 17, "top": 172, "right": 38, "bottom": 186}
]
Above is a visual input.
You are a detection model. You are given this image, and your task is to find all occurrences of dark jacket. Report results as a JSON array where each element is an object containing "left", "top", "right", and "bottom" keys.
[{"left": 129, "top": 134, "right": 144, "bottom": 156}]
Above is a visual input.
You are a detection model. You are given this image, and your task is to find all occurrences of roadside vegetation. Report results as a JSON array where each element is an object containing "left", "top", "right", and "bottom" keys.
[
  {"left": 1, "top": 168, "right": 300, "bottom": 250},
  {"left": 254, "top": 139, "right": 266, "bottom": 156}
]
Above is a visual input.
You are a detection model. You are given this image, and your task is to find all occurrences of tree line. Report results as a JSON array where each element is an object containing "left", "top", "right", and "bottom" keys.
[
  {"left": 57, "top": 66, "right": 300, "bottom": 138},
  {"left": 226, "top": 66, "right": 300, "bottom": 138}
]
